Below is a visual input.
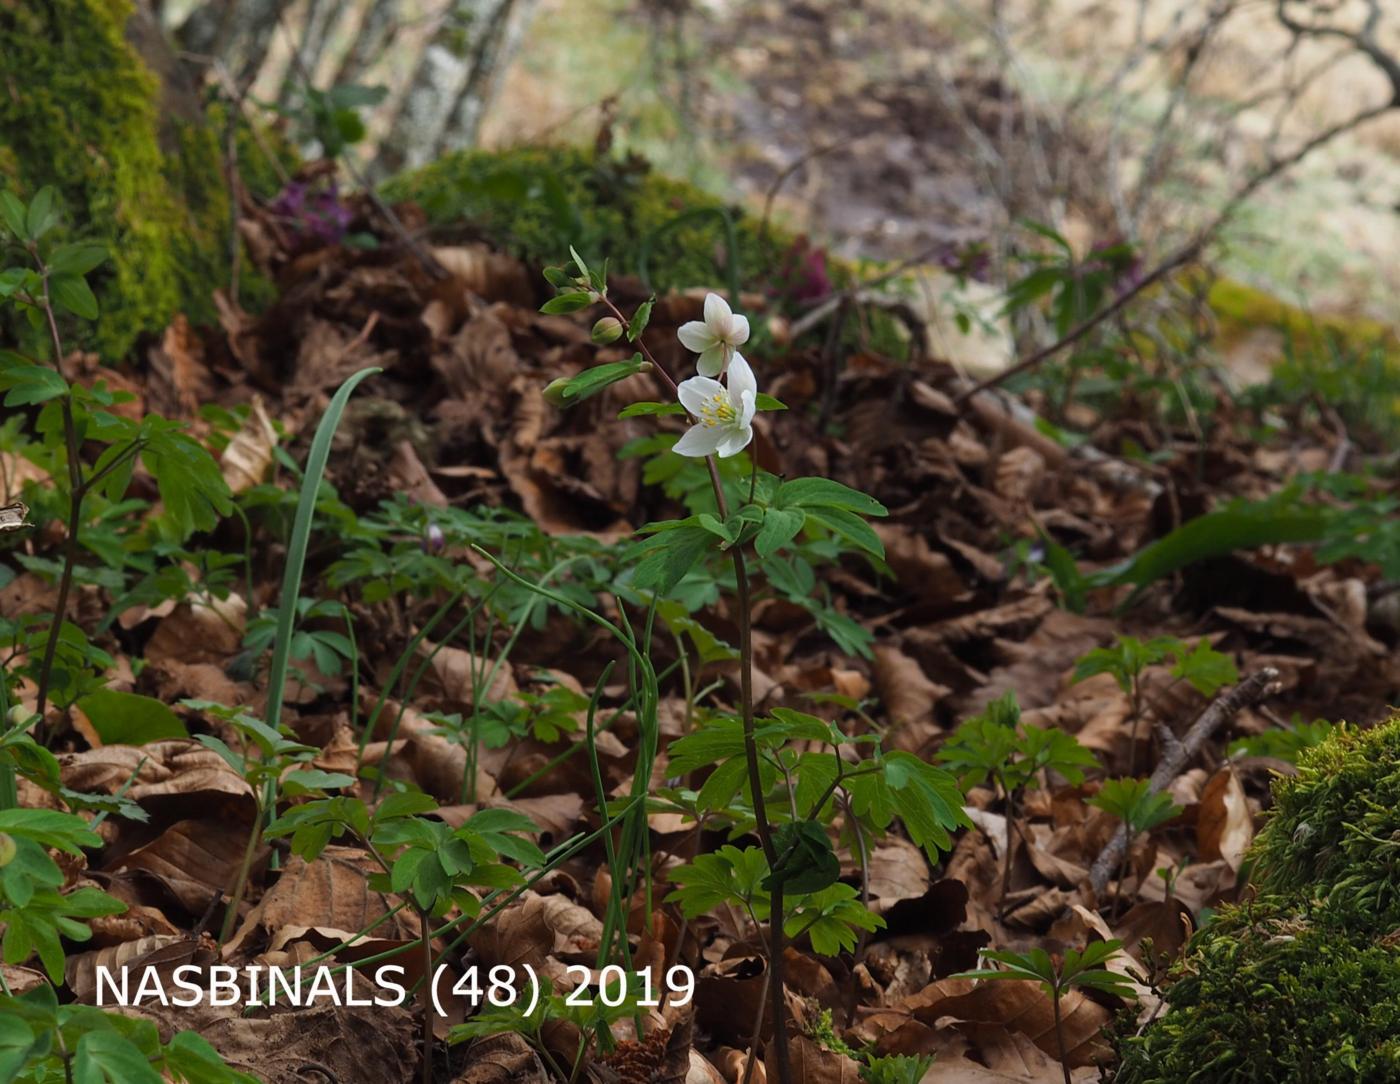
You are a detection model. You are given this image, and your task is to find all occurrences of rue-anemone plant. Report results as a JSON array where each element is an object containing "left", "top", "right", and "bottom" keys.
[{"left": 528, "top": 250, "right": 971, "bottom": 1084}]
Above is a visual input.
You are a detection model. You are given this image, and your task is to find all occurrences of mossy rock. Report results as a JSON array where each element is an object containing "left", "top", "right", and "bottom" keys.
[
  {"left": 1115, "top": 901, "right": 1400, "bottom": 1083},
  {"left": 382, "top": 146, "right": 779, "bottom": 295},
  {"left": 1207, "top": 277, "right": 1400, "bottom": 362},
  {"left": 0, "top": 0, "right": 252, "bottom": 359},
  {"left": 1118, "top": 716, "right": 1400, "bottom": 1082}
]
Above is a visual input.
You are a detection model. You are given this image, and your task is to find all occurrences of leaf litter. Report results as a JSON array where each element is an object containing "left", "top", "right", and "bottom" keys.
[{"left": 3, "top": 180, "right": 1397, "bottom": 1084}]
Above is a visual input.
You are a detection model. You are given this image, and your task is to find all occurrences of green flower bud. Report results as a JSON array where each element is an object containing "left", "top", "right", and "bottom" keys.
[
  {"left": 591, "top": 317, "right": 624, "bottom": 345},
  {"left": 0, "top": 833, "right": 15, "bottom": 868},
  {"left": 542, "top": 378, "right": 572, "bottom": 408}
]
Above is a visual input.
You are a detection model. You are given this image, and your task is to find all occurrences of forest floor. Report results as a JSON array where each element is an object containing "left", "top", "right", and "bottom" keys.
[{"left": 4, "top": 168, "right": 1398, "bottom": 1082}]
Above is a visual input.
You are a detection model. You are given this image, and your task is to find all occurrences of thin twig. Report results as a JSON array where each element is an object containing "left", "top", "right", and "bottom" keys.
[{"left": 1088, "top": 668, "right": 1280, "bottom": 897}]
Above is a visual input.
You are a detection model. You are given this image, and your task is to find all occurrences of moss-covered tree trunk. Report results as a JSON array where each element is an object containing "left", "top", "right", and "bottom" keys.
[{"left": 0, "top": 0, "right": 237, "bottom": 359}]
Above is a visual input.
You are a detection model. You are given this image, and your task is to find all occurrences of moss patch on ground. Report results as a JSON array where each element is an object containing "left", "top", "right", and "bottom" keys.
[
  {"left": 0, "top": 0, "right": 237, "bottom": 359},
  {"left": 382, "top": 145, "right": 780, "bottom": 296},
  {"left": 1118, "top": 716, "right": 1400, "bottom": 1082}
]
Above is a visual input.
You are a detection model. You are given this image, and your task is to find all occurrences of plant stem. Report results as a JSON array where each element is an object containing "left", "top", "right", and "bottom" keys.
[
  {"left": 32, "top": 264, "right": 84, "bottom": 726},
  {"left": 219, "top": 799, "right": 265, "bottom": 947},
  {"left": 998, "top": 782, "right": 1017, "bottom": 920},
  {"left": 1051, "top": 986, "right": 1072, "bottom": 1084},
  {"left": 420, "top": 908, "right": 434, "bottom": 1084},
  {"left": 708, "top": 457, "right": 791, "bottom": 1084}
]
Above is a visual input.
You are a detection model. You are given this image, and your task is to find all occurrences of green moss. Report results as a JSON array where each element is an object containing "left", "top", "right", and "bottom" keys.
[
  {"left": 382, "top": 146, "right": 774, "bottom": 295},
  {"left": 1208, "top": 278, "right": 1400, "bottom": 359},
  {"left": 1115, "top": 902, "right": 1400, "bottom": 1084},
  {"left": 1246, "top": 715, "right": 1400, "bottom": 925},
  {"left": 1118, "top": 716, "right": 1400, "bottom": 1081},
  {"left": 0, "top": 0, "right": 237, "bottom": 358}
]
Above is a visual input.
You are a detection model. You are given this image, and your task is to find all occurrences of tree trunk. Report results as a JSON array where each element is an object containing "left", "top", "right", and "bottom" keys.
[
  {"left": 372, "top": 0, "right": 532, "bottom": 179},
  {"left": 329, "top": 0, "right": 400, "bottom": 87},
  {"left": 430, "top": 0, "right": 539, "bottom": 156}
]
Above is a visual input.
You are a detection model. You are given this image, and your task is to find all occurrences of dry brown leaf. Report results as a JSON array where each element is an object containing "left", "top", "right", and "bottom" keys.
[
  {"left": 1196, "top": 766, "right": 1254, "bottom": 870},
  {"left": 453, "top": 1031, "right": 549, "bottom": 1084},
  {"left": 994, "top": 446, "right": 1047, "bottom": 503},
  {"left": 872, "top": 644, "right": 948, "bottom": 747},
  {"left": 769, "top": 1033, "right": 861, "bottom": 1084},
  {"left": 65, "top": 935, "right": 212, "bottom": 1004},
  {"left": 863, "top": 838, "right": 932, "bottom": 913},
  {"left": 904, "top": 976, "right": 1113, "bottom": 1067},
  {"left": 419, "top": 639, "right": 519, "bottom": 709},
  {"left": 469, "top": 891, "right": 602, "bottom": 976},
  {"left": 114, "top": 818, "right": 254, "bottom": 912},
  {"left": 130, "top": 993, "right": 417, "bottom": 1083},
  {"left": 874, "top": 525, "right": 972, "bottom": 606},
  {"left": 145, "top": 595, "right": 248, "bottom": 667},
  {"left": 219, "top": 396, "right": 279, "bottom": 494},
  {"left": 61, "top": 741, "right": 255, "bottom": 813},
  {"left": 226, "top": 848, "right": 420, "bottom": 955}
]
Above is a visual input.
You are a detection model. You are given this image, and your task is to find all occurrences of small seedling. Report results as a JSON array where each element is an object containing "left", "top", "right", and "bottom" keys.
[
  {"left": 937, "top": 691, "right": 1097, "bottom": 915},
  {"left": 1088, "top": 777, "right": 1182, "bottom": 916},
  {"left": 954, "top": 940, "right": 1139, "bottom": 1084}
]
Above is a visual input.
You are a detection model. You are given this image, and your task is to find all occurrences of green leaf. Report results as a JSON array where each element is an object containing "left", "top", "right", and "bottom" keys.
[
  {"left": 1169, "top": 637, "right": 1239, "bottom": 697},
  {"left": 24, "top": 187, "right": 56, "bottom": 242},
  {"left": 48, "top": 243, "right": 108, "bottom": 278},
  {"left": 0, "top": 191, "right": 26, "bottom": 239},
  {"left": 540, "top": 291, "right": 594, "bottom": 314},
  {"left": 0, "top": 1013, "right": 38, "bottom": 1082},
  {"left": 1088, "top": 778, "right": 1181, "bottom": 834},
  {"left": 618, "top": 400, "right": 686, "bottom": 419},
  {"left": 545, "top": 356, "right": 647, "bottom": 408},
  {"left": 75, "top": 1029, "right": 163, "bottom": 1084},
  {"left": 49, "top": 273, "right": 98, "bottom": 320},
  {"left": 1091, "top": 504, "right": 1331, "bottom": 590},
  {"left": 766, "top": 821, "right": 840, "bottom": 894},
  {"left": 0, "top": 361, "right": 67, "bottom": 407},
  {"left": 628, "top": 523, "right": 717, "bottom": 594},
  {"left": 627, "top": 298, "right": 654, "bottom": 341},
  {"left": 804, "top": 507, "right": 885, "bottom": 560},
  {"left": 74, "top": 690, "right": 187, "bottom": 744},
  {"left": 754, "top": 507, "right": 805, "bottom": 558},
  {"left": 776, "top": 477, "right": 888, "bottom": 517},
  {"left": 754, "top": 393, "right": 787, "bottom": 412}
]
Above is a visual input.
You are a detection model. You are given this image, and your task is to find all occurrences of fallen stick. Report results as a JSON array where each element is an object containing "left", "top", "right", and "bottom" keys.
[{"left": 1088, "top": 667, "right": 1282, "bottom": 897}]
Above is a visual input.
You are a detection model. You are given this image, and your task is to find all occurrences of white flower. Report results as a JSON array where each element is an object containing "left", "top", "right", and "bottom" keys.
[
  {"left": 673, "top": 353, "right": 758, "bottom": 458},
  {"left": 678, "top": 292, "right": 750, "bottom": 377}
]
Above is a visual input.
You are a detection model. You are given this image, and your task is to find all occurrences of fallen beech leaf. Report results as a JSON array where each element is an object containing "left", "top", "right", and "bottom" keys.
[
  {"left": 1196, "top": 765, "right": 1253, "bottom": 870},
  {"left": 904, "top": 976, "right": 1114, "bottom": 1067},
  {"left": 226, "top": 848, "right": 420, "bottom": 955},
  {"left": 66, "top": 935, "right": 211, "bottom": 1004},
  {"left": 219, "top": 396, "right": 279, "bottom": 494},
  {"left": 872, "top": 644, "right": 948, "bottom": 746},
  {"left": 768, "top": 1033, "right": 860, "bottom": 1084},
  {"left": 454, "top": 1031, "right": 549, "bottom": 1084},
  {"left": 114, "top": 818, "right": 255, "bottom": 912}
]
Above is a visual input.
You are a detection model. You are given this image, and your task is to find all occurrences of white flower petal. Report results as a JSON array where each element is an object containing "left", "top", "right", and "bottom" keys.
[
  {"left": 696, "top": 345, "right": 727, "bottom": 377},
  {"left": 729, "top": 313, "right": 750, "bottom": 346},
  {"left": 703, "top": 292, "right": 732, "bottom": 330},
  {"left": 678, "top": 375, "right": 725, "bottom": 417},
  {"left": 715, "top": 425, "right": 754, "bottom": 458},
  {"left": 736, "top": 388, "right": 756, "bottom": 430},
  {"left": 673, "top": 423, "right": 727, "bottom": 458},
  {"left": 726, "top": 353, "right": 757, "bottom": 408},
  {"left": 678, "top": 321, "right": 717, "bottom": 353}
]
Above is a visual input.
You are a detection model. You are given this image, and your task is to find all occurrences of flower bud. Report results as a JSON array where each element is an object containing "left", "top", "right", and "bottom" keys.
[
  {"left": 0, "top": 833, "right": 15, "bottom": 868},
  {"left": 591, "top": 316, "right": 624, "bottom": 345},
  {"left": 542, "top": 378, "right": 572, "bottom": 408},
  {"left": 423, "top": 523, "right": 446, "bottom": 555}
]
